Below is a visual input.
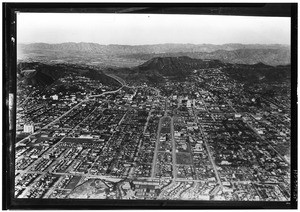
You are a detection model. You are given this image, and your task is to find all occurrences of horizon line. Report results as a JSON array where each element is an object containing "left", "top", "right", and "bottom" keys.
[{"left": 18, "top": 42, "right": 291, "bottom": 46}]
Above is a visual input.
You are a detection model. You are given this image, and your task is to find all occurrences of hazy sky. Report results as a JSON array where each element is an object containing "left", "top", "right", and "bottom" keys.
[{"left": 17, "top": 13, "right": 290, "bottom": 45}]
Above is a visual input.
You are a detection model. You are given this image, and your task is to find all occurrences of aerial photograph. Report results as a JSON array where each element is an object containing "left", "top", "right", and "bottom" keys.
[{"left": 14, "top": 13, "right": 291, "bottom": 201}]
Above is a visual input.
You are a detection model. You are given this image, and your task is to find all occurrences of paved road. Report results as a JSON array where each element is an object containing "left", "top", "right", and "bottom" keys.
[
  {"left": 193, "top": 104, "right": 222, "bottom": 187},
  {"left": 198, "top": 95, "right": 216, "bottom": 121},
  {"left": 89, "top": 86, "right": 124, "bottom": 98},
  {"left": 105, "top": 73, "right": 126, "bottom": 86},
  {"left": 128, "top": 108, "right": 154, "bottom": 178},
  {"left": 151, "top": 116, "right": 163, "bottom": 178},
  {"left": 195, "top": 112, "right": 223, "bottom": 190},
  {"left": 106, "top": 73, "right": 161, "bottom": 97},
  {"left": 18, "top": 91, "right": 34, "bottom": 107},
  {"left": 170, "top": 117, "right": 177, "bottom": 180},
  {"left": 226, "top": 99, "right": 238, "bottom": 113},
  {"left": 201, "top": 129, "right": 223, "bottom": 189}
]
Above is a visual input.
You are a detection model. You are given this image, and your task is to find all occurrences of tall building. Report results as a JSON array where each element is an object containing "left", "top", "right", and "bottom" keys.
[
  {"left": 24, "top": 124, "right": 34, "bottom": 133},
  {"left": 51, "top": 94, "right": 59, "bottom": 100},
  {"left": 187, "top": 100, "right": 192, "bottom": 108}
]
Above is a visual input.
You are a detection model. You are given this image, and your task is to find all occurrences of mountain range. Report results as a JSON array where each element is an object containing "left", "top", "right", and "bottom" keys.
[
  {"left": 110, "top": 56, "right": 290, "bottom": 85},
  {"left": 18, "top": 42, "right": 290, "bottom": 67},
  {"left": 18, "top": 55, "right": 291, "bottom": 89}
]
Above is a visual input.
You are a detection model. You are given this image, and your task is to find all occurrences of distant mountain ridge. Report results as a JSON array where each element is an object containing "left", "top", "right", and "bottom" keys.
[
  {"left": 18, "top": 42, "right": 290, "bottom": 67},
  {"left": 124, "top": 48, "right": 290, "bottom": 67},
  {"left": 19, "top": 42, "right": 289, "bottom": 53}
]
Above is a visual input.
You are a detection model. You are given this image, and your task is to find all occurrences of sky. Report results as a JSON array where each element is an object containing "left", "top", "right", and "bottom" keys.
[{"left": 17, "top": 13, "right": 291, "bottom": 45}]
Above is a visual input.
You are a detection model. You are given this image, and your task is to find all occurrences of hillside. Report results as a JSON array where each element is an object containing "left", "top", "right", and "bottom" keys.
[
  {"left": 223, "top": 63, "right": 291, "bottom": 84},
  {"left": 17, "top": 62, "right": 120, "bottom": 87},
  {"left": 137, "top": 56, "right": 223, "bottom": 76},
  {"left": 17, "top": 56, "right": 291, "bottom": 92},
  {"left": 111, "top": 56, "right": 291, "bottom": 85}
]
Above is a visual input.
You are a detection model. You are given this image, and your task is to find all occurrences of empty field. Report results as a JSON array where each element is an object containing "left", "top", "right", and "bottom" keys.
[{"left": 176, "top": 153, "right": 192, "bottom": 164}]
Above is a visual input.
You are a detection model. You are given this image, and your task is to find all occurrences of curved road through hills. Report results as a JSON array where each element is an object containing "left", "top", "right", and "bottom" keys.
[{"left": 105, "top": 73, "right": 126, "bottom": 86}]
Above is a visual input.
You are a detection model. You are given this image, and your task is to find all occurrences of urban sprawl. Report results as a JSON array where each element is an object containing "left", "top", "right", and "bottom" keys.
[{"left": 15, "top": 67, "right": 291, "bottom": 201}]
